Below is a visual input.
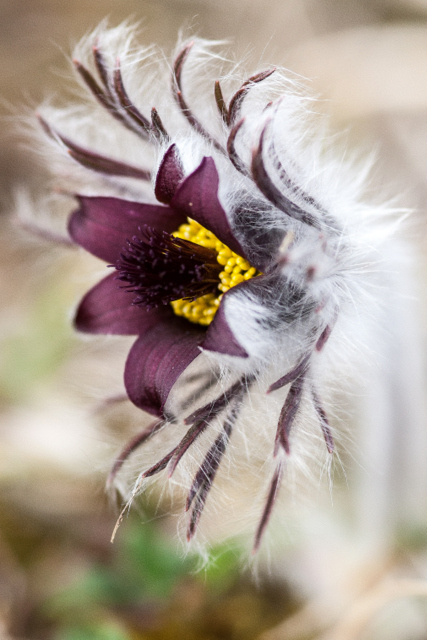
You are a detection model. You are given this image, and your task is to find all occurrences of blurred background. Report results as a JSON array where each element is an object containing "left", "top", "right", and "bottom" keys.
[{"left": 3, "top": 0, "right": 427, "bottom": 638}]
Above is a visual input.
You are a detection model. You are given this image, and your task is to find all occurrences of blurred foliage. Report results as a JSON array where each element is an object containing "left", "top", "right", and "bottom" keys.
[
  {"left": 0, "top": 275, "right": 72, "bottom": 403},
  {"left": 57, "top": 624, "right": 130, "bottom": 640},
  {"left": 47, "top": 520, "right": 196, "bottom": 610},
  {"left": 40, "top": 516, "right": 292, "bottom": 640},
  {"left": 0, "top": 481, "right": 295, "bottom": 639}
]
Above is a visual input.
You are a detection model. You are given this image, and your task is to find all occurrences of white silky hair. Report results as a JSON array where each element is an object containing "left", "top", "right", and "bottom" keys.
[{"left": 27, "top": 21, "right": 427, "bottom": 554}]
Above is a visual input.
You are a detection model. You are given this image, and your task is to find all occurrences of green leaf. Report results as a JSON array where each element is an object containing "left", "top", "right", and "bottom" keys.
[
  {"left": 198, "top": 541, "right": 242, "bottom": 593},
  {"left": 0, "top": 277, "right": 72, "bottom": 401},
  {"left": 56, "top": 621, "right": 130, "bottom": 640}
]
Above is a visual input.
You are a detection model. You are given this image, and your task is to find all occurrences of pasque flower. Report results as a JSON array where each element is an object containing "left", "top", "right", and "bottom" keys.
[{"left": 37, "top": 26, "right": 404, "bottom": 550}]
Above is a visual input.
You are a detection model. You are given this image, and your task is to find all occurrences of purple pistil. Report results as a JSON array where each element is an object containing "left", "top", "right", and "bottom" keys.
[{"left": 114, "top": 225, "right": 222, "bottom": 309}]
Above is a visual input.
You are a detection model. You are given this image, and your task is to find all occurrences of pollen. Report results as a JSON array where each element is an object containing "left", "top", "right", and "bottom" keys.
[{"left": 171, "top": 219, "right": 259, "bottom": 326}]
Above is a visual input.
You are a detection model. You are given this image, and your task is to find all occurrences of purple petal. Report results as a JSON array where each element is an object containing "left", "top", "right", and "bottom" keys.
[
  {"left": 214, "top": 80, "right": 228, "bottom": 123},
  {"left": 251, "top": 124, "right": 319, "bottom": 229},
  {"left": 227, "top": 68, "right": 276, "bottom": 126},
  {"left": 113, "top": 60, "right": 152, "bottom": 138},
  {"left": 201, "top": 296, "right": 249, "bottom": 357},
  {"left": 253, "top": 459, "right": 284, "bottom": 553},
  {"left": 75, "top": 272, "right": 174, "bottom": 335},
  {"left": 140, "top": 450, "right": 175, "bottom": 479},
  {"left": 274, "top": 375, "right": 305, "bottom": 455},
  {"left": 154, "top": 144, "right": 185, "bottom": 204},
  {"left": 171, "top": 157, "right": 247, "bottom": 259},
  {"left": 168, "top": 419, "right": 209, "bottom": 477},
  {"left": 124, "top": 319, "right": 204, "bottom": 416},
  {"left": 316, "top": 324, "right": 332, "bottom": 351},
  {"left": 201, "top": 276, "right": 277, "bottom": 358},
  {"left": 311, "top": 385, "right": 334, "bottom": 454},
  {"left": 267, "top": 354, "right": 311, "bottom": 393},
  {"left": 69, "top": 196, "right": 186, "bottom": 262},
  {"left": 172, "top": 46, "right": 225, "bottom": 153},
  {"left": 38, "top": 115, "right": 151, "bottom": 180},
  {"left": 186, "top": 400, "right": 240, "bottom": 541},
  {"left": 107, "top": 419, "right": 163, "bottom": 488},
  {"left": 133, "top": 419, "right": 209, "bottom": 483},
  {"left": 227, "top": 118, "right": 249, "bottom": 176},
  {"left": 184, "top": 374, "right": 253, "bottom": 425},
  {"left": 203, "top": 272, "right": 286, "bottom": 357}
]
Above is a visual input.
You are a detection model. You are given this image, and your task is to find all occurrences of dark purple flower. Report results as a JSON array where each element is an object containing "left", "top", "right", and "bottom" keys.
[
  {"left": 38, "top": 32, "right": 387, "bottom": 551},
  {"left": 69, "top": 155, "right": 258, "bottom": 415}
]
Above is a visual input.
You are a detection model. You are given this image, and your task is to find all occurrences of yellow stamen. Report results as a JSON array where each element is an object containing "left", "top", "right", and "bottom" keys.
[{"left": 171, "top": 219, "right": 260, "bottom": 326}]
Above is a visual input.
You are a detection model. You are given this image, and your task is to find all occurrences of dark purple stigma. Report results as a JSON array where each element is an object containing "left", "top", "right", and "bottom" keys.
[{"left": 114, "top": 225, "right": 223, "bottom": 309}]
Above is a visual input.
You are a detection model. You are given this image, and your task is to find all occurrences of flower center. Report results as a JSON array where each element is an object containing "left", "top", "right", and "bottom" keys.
[
  {"left": 115, "top": 225, "right": 223, "bottom": 309},
  {"left": 115, "top": 220, "right": 259, "bottom": 326},
  {"left": 171, "top": 219, "right": 258, "bottom": 326}
]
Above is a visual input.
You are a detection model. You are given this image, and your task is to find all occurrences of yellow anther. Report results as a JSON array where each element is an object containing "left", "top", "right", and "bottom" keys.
[
  {"left": 231, "top": 273, "right": 245, "bottom": 285},
  {"left": 170, "top": 218, "right": 260, "bottom": 326}
]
